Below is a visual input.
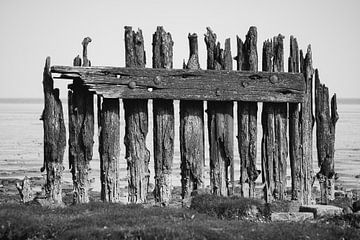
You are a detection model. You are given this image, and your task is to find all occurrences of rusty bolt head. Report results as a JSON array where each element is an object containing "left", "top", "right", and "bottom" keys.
[
  {"left": 154, "top": 76, "right": 161, "bottom": 85},
  {"left": 215, "top": 89, "right": 221, "bottom": 96},
  {"left": 269, "top": 75, "right": 279, "bottom": 84},
  {"left": 128, "top": 81, "right": 136, "bottom": 89}
]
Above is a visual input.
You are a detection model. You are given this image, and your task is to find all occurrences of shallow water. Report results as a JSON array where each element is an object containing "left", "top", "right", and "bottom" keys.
[{"left": 0, "top": 98, "right": 359, "bottom": 193}]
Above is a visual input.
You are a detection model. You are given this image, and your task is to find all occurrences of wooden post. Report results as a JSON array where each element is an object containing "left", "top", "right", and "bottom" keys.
[
  {"left": 152, "top": 26, "right": 174, "bottom": 205},
  {"left": 42, "top": 57, "right": 66, "bottom": 204},
  {"left": 261, "top": 39, "right": 275, "bottom": 202},
  {"left": 99, "top": 98, "right": 120, "bottom": 202},
  {"left": 124, "top": 26, "right": 150, "bottom": 203},
  {"left": 315, "top": 69, "right": 338, "bottom": 204},
  {"left": 68, "top": 37, "right": 94, "bottom": 204},
  {"left": 204, "top": 28, "right": 233, "bottom": 196},
  {"left": 180, "top": 33, "right": 204, "bottom": 204},
  {"left": 301, "top": 46, "right": 314, "bottom": 205},
  {"left": 261, "top": 35, "right": 288, "bottom": 202},
  {"left": 235, "top": 26, "right": 259, "bottom": 198},
  {"left": 288, "top": 36, "right": 302, "bottom": 201},
  {"left": 97, "top": 34, "right": 121, "bottom": 202}
]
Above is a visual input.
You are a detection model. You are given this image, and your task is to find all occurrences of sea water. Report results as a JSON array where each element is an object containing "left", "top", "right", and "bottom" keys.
[{"left": 0, "top": 98, "right": 359, "bottom": 191}]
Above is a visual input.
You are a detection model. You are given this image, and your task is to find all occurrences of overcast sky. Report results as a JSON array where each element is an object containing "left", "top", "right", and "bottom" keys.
[{"left": 0, "top": 0, "right": 359, "bottom": 99}]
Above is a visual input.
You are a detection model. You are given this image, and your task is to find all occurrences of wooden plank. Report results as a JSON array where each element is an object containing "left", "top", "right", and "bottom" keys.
[
  {"left": 68, "top": 38, "right": 94, "bottom": 204},
  {"left": 51, "top": 66, "right": 305, "bottom": 103},
  {"left": 205, "top": 28, "right": 233, "bottom": 196},
  {"left": 42, "top": 56, "right": 66, "bottom": 205},
  {"left": 288, "top": 36, "right": 302, "bottom": 201},
  {"left": 315, "top": 69, "right": 338, "bottom": 204},
  {"left": 301, "top": 46, "right": 314, "bottom": 205},
  {"left": 124, "top": 26, "right": 150, "bottom": 204},
  {"left": 180, "top": 33, "right": 204, "bottom": 205},
  {"left": 152, "top": 26, "right": 174, "bottom": 206},
  {"left": 236, "top": 26, "right": 259, "bottom": 198}
]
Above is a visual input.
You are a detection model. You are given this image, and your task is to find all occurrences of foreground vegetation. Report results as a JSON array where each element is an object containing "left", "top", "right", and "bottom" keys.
[{"left": 1, "top": 195, "right": 360, "bottom": 240}]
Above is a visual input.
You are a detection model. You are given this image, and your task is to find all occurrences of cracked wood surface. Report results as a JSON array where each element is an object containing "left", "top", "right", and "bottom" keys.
[{"left": 51, "top": 66, "right": 305, "bottom": 103}]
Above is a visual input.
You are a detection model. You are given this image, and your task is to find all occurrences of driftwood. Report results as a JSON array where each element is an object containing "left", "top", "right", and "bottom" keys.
[
  {"left": 68, "top": 37, "right": 94, "bottom": 204},
  {"left": 52, "top": 65, "right": 305, "bottom": 103},
  {"left": 288, "top": 36, "right": 302, "bottom": 201},
  {"left": 261, "top": 35, "right": 288, "bottom": 202},
  {"left": 42, "top": 57, "right": 66, "bottom": 204},
  {"left": 315, "top": 69, "right": 338, "bottom": 204},
  {"left": 205, "top": 28, "right": 233, "bottom": 196},
  {"left": 180, "top": 33, "right": 204, "bottom": 203},
  {"left": 124, "top": 26, "right": 150, "bottom": 203},
  {"left": 152, "top": 26, "right": 174, "bottom": 205},
  {"left": 236, "top": 26, "right": 259, "bottom": 198}
]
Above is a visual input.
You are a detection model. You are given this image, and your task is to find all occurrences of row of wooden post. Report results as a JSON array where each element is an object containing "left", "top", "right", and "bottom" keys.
[{"left": 42, "top": 26, "right": 337, "bottom": 206}]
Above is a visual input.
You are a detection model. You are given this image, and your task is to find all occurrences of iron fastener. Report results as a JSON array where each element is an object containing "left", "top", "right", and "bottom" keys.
[
  {"left": 154, "top": 76, "right": 162, "bottom": 85},
  {"left": 128, "top": 81, "right": 137, "bottom": 89},
  {"left": 215, "top": 89, "right": 221, "bottom": 96},
  {"left": 269, "top": 75, "right": 279, "bottom": 84}
]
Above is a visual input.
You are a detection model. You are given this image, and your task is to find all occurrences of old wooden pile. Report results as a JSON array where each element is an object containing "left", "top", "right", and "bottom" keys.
[{"left": 42, "top": 26, "right": 337, "bottom": 206}]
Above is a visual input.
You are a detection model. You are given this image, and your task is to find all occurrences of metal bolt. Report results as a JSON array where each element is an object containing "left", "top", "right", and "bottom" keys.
[
  {"left": 215, "top": 89, "right": 221, "bottom": 96},
  {"left": 154, "top": 76, "right": 161, "bottom": 85},
  {"left": 269, "top": 75, "right": 279, "bottom": 84},
  {"left": 128, "top": 81, "right": 136, "bottom": 89}
]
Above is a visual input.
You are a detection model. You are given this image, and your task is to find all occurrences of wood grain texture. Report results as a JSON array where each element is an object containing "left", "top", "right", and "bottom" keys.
[
  {"left": 261, "top": 35, "right": 288, "bottom": 202},
  {"left": 180, "top": 33, "right": 204, "bottom": 203},
  {"left": 42, "top": 57, "right": 66, "bottom": 204},
  {"left": 152, "top": 26, "right": 174, "bottom": 205},
  {"left": 273, "top": 35, "right": 288, "bottom": 201},
  {"left": 124, "top": 26, "right": 150, "bottom": 203},
  {"left": 236, "top": 26, "right": 259, "bottom": 198},
  {"left": 205, "top": 28, "right": 233, "bottom": 196},
  {"left": 51, "top": 66, "right": 305, "bottom": 102},
  {"left": 301, "top": 46, "right": 314, "bottom": 205},
  {"left": 68, "top": 43, "right": 94, "bottom": 204},
  {"left": 99, "top": 98, "right": 121, "bottom": 202},
  {"left": 315, "top": 69, "right": 338, "bottom": 204},
  {"left": 288, "top": 36, "right": 302, "bottom": 201}
]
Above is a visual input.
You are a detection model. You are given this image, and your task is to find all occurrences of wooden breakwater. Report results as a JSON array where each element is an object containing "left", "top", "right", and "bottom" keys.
[{"left": 42, "top": 26, "right": 337, "bottom": 206}]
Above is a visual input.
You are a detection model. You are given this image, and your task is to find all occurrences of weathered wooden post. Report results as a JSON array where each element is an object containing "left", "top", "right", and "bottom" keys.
[
  {"left": 68, "top": 37, "right": 94, "bottom": 204},
  {"left": 235, "top": 26, "right": 259, "bottom": 198},
  {"left": 97, "top": 34, "right": 121, "bottom": 202},
  {"left": 288, "top": 36, "right": 302, "bottom": 201},
  {"left": 204, "top": 27, "right": 233, "bottom": 196},
  {"left": 94, "top": 41, "right": 121, "bottom": 203},
  {"left": 261, "top": 35, "right": 288, "bottom": 202},
  {"left": 180, "top": 33, "right": 204, "bottom": 204},
  {"left": 124, "top": 26, "right": 150, "bottom": 203},
  {"left": 301, "top": 46, "right": 314, "bottom": 205},
  {"left": 152, "top": 26, "right": 174, "bottom": 205},
  {"left": 99, "top": 98, "right": 121, "bottom": 202},
  {"left": 315, "top": 69, "right": 338, "bottom": 204},
  {"left": 42, "top": 56, "right": 66, "bottom": 204}
]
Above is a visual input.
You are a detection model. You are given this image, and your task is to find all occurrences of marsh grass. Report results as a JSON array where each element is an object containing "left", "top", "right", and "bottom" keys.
[{"left": 1, "top": 196, "right": 360, "bottom": 240}]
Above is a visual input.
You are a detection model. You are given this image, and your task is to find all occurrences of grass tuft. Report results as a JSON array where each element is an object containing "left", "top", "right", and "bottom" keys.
[{"left": 190, "top": 194, "right": 265, "bottom": 220}]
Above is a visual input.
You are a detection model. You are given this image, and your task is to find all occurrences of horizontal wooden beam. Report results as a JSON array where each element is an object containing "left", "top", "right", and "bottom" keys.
[{"left": 51, "top": 66, "right": 305, "bottom": 102}]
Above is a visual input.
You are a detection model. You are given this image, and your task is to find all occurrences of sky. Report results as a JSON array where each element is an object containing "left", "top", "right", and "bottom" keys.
[{"left": 0, "top": 0, "right": 359, "bottom": 99}]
